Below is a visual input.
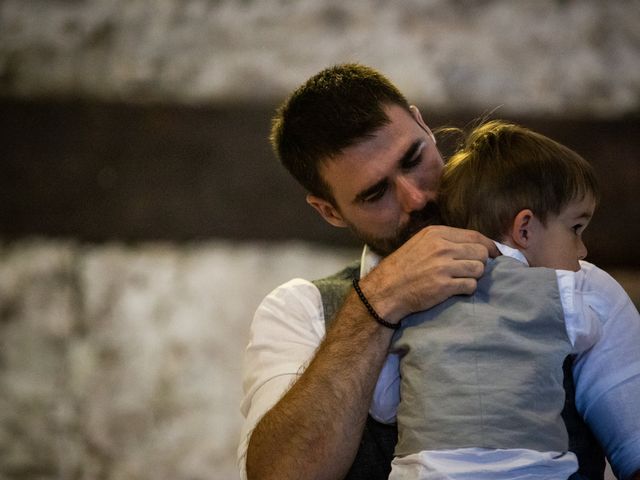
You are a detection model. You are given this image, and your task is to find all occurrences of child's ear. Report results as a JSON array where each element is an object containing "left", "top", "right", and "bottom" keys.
[{"left": 509, "top": 209, "right": 535, "bottom": 249}]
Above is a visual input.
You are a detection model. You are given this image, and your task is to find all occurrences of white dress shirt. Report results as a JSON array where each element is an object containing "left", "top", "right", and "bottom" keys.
[{"left": 238, "top": 245, "right": 640, "bottom": 480}]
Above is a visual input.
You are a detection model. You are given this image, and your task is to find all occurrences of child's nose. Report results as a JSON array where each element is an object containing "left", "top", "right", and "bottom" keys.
[{"left": 578, "top": 239, "right": 588, "bottom": 260}]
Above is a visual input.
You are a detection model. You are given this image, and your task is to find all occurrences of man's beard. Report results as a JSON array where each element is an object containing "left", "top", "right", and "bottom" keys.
[{"left": 348, "top": 201, "right": 442, "bottom": 257}]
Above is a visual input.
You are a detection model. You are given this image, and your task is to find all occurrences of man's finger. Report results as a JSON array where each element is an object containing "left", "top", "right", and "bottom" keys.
[
  {"left": 439, "top": 259, "right": 486, "bottom": 280},
  {"left": 449, "top": 243, "right": 491, "bottom": 264},
  {"left": 425, "top": 226, "right": 500, "bottom": 258},
  {"left": 450, "top": 277, "right": 478, "bottom": 296},
  {"left": 478, "top": 236, "right": 500, "bottom": 258}
]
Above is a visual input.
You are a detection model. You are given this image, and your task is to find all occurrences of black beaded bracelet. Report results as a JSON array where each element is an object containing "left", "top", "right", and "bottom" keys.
[{"left": 352, "top": 278, "right": 400, "bottom": 330}]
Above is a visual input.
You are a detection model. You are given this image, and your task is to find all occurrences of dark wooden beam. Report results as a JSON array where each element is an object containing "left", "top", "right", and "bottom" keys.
[{"left": 1, "top": 98, "right": 638, "bottom": 267}]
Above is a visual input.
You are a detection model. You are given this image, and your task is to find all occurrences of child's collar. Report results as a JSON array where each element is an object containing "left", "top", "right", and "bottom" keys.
[{"left": 494, "top": 241, "right": 530, "bottom": 266}]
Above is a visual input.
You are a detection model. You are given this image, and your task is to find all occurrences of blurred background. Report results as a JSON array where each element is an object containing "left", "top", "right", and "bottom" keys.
[{"left": 0, "top": 1, "right": 638, "bottom": 478}]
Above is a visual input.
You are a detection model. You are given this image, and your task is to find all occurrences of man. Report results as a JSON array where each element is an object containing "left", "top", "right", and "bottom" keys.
[{"left": 238, "top": 64, "right": 626, "bottom": 480}]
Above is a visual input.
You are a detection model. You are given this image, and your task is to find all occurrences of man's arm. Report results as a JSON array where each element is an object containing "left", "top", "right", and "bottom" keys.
[{"left": 245, "top": 226, "right": 497, "bottom": 480}]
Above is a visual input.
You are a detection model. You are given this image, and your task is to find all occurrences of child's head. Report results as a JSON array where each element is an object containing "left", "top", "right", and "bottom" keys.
[{"left": 439, "top": 120, "right": 599, "bottom": 271}]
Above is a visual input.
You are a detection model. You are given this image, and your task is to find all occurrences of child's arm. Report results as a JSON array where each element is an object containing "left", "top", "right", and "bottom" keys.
[
  {"left": 370, "top": 352, "right": 401, "bottom": 423},
  {"left": 572, "top": 264, "right": 640, "bottom": 480}
]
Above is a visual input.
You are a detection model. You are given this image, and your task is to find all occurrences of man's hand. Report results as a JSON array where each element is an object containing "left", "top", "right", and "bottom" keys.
[{"left": 361, "top": 225, "right": 499, "bottom": 323}]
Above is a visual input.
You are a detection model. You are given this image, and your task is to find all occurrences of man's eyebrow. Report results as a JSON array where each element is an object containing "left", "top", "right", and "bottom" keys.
[
  {"left": 352, "top": 140, "right": 425, "bottom": 204},
  {"left": 400, "top": 140, "right": 425, "bottom": 166}
]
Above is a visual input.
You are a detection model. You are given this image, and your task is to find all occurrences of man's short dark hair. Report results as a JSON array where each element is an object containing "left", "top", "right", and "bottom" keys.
[{"left": 270, "top": 63, "right": 411, "bottom": 203}]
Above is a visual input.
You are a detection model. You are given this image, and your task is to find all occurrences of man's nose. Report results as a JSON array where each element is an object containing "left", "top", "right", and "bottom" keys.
[{"left": 397, "top": 177, "right": 430, "bottom": 213}]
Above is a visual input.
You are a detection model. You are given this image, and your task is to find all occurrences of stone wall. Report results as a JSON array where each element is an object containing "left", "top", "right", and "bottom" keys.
[
  {"left": 2, "top": 240, "right": 636, "bottom": 478},
  {"left": 0, "top": 239, "right": 359, "bottom": 479},
  {"left": 1, "top": 0, "right": 639, "bottom": 117}
]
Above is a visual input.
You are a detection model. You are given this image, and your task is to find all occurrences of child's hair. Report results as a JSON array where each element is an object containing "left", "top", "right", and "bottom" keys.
[{"left": 439, "top": 120, "right": 599, "bottom": 240}]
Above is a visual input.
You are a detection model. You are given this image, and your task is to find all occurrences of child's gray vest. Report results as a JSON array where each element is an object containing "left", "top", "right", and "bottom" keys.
[
  {"left": 393, "top": 255, "right": 570, "bottom": 455},
  {"left": 312, "top": 258, "right": 605, "bottom": 480}
]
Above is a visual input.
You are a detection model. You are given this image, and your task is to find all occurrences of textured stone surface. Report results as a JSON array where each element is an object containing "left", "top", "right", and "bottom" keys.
[
  {"left": 0, "top": 241, "right": 79, "bottom": 478},
  {"left": 1, "top": 239, "right": 636, "bottom": 478},
  {"left": 0, "top": 239, "right": 359, "bottom": 479},
  {"left": 1, "top": 0, "right": 639, "bottom": 116}
]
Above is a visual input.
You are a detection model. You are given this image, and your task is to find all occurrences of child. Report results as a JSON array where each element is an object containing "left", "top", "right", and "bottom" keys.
[{"left": 376, "top": 120, "right": 640, "bottom": 479}]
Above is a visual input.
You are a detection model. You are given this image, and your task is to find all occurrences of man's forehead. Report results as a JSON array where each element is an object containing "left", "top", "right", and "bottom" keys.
[
  {"left": 318, "top": 105, "right": 431, "bottom": 189},
  {"left": 343, "top": 107, "right": 422, "bottom": 160}
]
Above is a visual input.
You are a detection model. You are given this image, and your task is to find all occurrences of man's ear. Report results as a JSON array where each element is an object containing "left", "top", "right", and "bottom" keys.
[
  {"left": 509, "top": 209, "right": 535, "bottom": 249},
  {"left": 409, "top": 105, "right": 436, "bottom": 144},
  {"left": 306, "top": 194, "right": 348, "bottom": 228}
]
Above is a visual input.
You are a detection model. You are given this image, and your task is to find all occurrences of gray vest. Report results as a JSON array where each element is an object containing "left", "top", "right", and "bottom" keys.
[
  {"left": 312, "top": 258, "right": 604, "bottom": 480},
  {"left": 393, "top": 255, "right": 572, "bottom": 455}
]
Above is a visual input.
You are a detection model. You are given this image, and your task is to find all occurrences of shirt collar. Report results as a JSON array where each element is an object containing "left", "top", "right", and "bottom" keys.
[
  {"left": 360, "top": 240, "right": 529, "bottom": 279},
  {"left": 494, "top": 240, "right": 529, "bottom": 265},
  {"left": 360, "top": 244, "right": 381, "bottom": 278}
]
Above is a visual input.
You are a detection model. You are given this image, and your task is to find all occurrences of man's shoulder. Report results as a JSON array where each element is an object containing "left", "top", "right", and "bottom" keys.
[
  {"left": 257, "top": 259, "right": 361, "bottom": 322},
  {"left": 312, "top": 260, "right": 361, "bottom": 285},
  {"left": 311, "top": 260, "right": 361, "bottom": 327},
  {"left": 262, "top": 277, "right": 321, "bottom": 306}
]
